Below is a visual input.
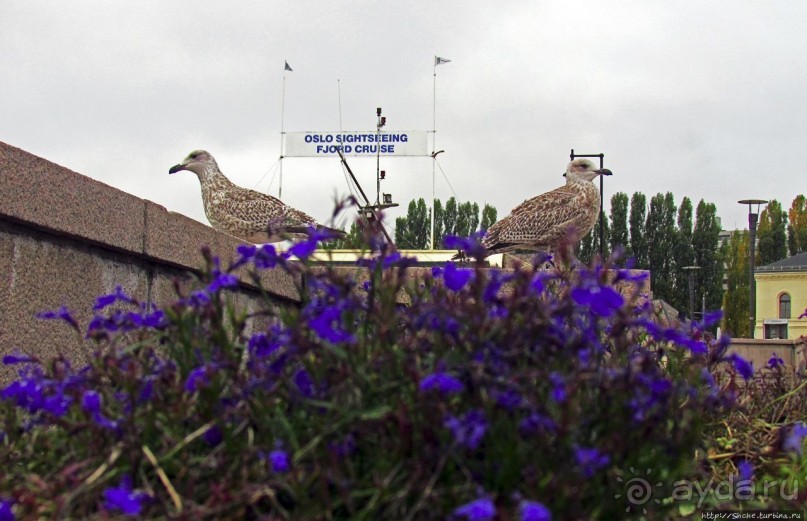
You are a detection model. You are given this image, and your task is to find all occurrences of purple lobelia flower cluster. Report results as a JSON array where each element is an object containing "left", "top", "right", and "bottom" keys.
[{"left": 0, "top": 215, "right": 776, "bottom": 519}]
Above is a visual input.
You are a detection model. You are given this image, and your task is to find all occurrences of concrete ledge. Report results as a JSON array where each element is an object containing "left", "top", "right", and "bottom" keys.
[
  {"left": 728, "top": 338, "right": 806, "bottom": 374},
  {"left": 0, "top": 141, "right": 299, "bottom": 383},
  {"left": 0, "top": 142, "right": 146, "bottom": 253}
]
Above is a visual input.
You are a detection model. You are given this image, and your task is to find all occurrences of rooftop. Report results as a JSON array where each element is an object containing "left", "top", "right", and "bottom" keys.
[{"left": 756, "top": 251, "right": 807, "bottom": 272}]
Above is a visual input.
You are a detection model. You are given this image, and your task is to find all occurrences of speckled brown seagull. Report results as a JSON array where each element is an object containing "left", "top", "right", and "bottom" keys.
[
  {"left": 479, "top": 158, "right": 612, "bottom": 257},
  {"left": 169, "top": 150, "right": 345, "bottom": 243}
]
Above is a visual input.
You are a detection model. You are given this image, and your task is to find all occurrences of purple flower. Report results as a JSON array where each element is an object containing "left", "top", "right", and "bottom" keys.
[
  {"left": 443, "top": 263, "right": 472, "bottom": 292},
  {"left": 36, "top": 305, "right": 79, "bottom": 330},
  {"left": 444, "top": 409, "right": 487, "bottom": 450},
  {"left": 236, "top": 243, "right": 257, "bottom": 260},
  {"left": 249, "top": 332, "right": 282, "bottom": 357},
  {"left": 783, "top": 422, "right": 807, "bottom": 454},
  {"left": 520, "top": 500, "right": 551, "bottom": 521},
  {"left": 288, "top": 239, "right": 317, "bottom": 260},
  {"left": 736, "top": 460, "right": 754, "bottom": 482},
  {"left": 571, "top": 285, "right": 623, "bottom": 317},
  {"left": 574, "top": 446, "right": 610, "bottom": 477},
  {"left": 82, "top": 390, "right": 102, "bottom": 414},
  {"left": 203, "top": 425, "right": 223, "bottom": 446},
  {"left": 0, "top": 498, "right": 14, "bottom": 521},
  {"left": 93, "top": 285, "right": 135, "bottom": 310},
  {"left": 695, "top": 310, "right": 723, "bottom": 329},
  {"left": 103, "top": 477, "right": 149, "bottom": 516},
  {"left": 269, "top": 449, "right": 290, "bottom": 473},
  {"left": 254, "top": 244, "right": 280, "bottom": 269},
  {"left": 419, "top": 371, "right": 463, "bottom": 395},
  {"left": 2, "top": 353, "right": 36, "bottom": 365},
  {"left": 444, "top": 232, "right": 487, "bottom": 258},
  {"left": 185, "top": 366, "right": 210, "bottom": 392},
  {"left": 549, "top": 372, "right": 566, "bottom": 403},
  {"left": 643, "top": 322, "right": 708, "bottom": 355},
  {"left": 443, "top": 234, "right": 477, "bottom": 251},
  {"left": 43, "top": 393, "right": 72, "bottom": 417},
  {"left": 483, "top": 272, "right": 509, "bottom": 303},
  {"left": 309, "top": 307, "right": 355, "bottom": 344},
  {"left": 137, "top": 378, "right": 154, "bottom": 404},
  {"left": 452, "top": 497, "right": 495, "bottom": 521},
  {"left": 207, "top": 272, "right": 238, "bottom": 293},
  {"left": 767, "top": 352, "right": 785, "bottom": 369},
  {"left": 530, "top": 275, "right": 545, "bottom": 294},
  {"left": 726, "top": 354, "right": 754, "bottom": 381},
  {"left": 519, "top": 413, "right": 557, "bottom": 437},
  {"left": 293, "top": 368, "right": 315, "bottom": 398},
  {"left": 494, "top": 388, "right": 523, "bottom": 410}
]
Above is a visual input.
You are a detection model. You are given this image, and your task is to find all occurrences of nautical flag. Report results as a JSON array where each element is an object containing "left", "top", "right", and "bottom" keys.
[
  {"left": 434, "top": 56, "right": 451, "bottom": 66},
  {"left": 284, "top": 61, "right": 293, "bottom": 72}
]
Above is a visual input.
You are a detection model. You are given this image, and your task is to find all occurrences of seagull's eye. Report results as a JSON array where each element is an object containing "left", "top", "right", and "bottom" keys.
[{"left": 190, "top": 153, "right": 198, "bottom": 160}]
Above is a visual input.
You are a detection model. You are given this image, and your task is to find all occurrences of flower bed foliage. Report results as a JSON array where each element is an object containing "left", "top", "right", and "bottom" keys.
[{"left": 1, "top": 220, "right": 805, "bottom": 519}]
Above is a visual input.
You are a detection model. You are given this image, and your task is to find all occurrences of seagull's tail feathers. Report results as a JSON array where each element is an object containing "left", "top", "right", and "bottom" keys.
[{"left": 284, "top": 225, "right": 347, "bottom": 241}]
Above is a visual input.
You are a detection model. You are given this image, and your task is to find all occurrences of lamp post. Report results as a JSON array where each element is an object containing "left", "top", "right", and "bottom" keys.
[
  {"left": 682, "top": 266, "right": 700, "bottom": 322},
  {"left": 738, "top": 199, "right": 768, "bottom": 338},
  {"left": 570, "top": 150, "right": 607, "bottom": 257}
]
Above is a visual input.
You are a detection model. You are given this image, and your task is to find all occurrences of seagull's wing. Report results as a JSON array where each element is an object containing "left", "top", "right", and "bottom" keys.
[
  {"left": 221, "top": 186, "right": 318, "bottom": 229},
  {"left": 483, "top": 185, "right": 590, "bottom": 252}
]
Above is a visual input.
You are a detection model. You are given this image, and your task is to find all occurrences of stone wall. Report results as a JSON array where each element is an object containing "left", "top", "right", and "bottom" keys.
[
  {"left": 0, "top": 141, "right": 299, "bottom": 383},
  {"left": 727, "top": 337, "right": 806, "bottom": 375}
]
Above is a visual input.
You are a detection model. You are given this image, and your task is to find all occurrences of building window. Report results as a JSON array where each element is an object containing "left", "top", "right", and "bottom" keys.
[
  {"left": 779, "top": 293, "right": 791, "bottom": 319},
  {"left": 765, "top": 323, "right": 788, "bottom": 339}
]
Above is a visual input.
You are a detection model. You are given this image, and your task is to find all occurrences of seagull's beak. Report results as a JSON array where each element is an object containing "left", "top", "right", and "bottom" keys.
[
  {"left": 596, "top": 168, "right": 613, "bottom": 176},
  {"left": 168, "top": 163, "right": 186, "bottom": 174}
]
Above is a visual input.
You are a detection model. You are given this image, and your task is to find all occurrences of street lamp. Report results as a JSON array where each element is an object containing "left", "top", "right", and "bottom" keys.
[
  {"left": 738, "top": 199, "right": 768, "bottom": 338},
  {"left": 570, "top": 150, "right": 607, "bottom": 257},
  {"left": 682, "top": 266, "right": 700, "bottom": 322}
]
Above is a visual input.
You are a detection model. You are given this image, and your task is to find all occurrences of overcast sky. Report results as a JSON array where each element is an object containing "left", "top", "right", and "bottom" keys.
[{"left": 2, "top": 1, "right": 806, "bottom": 238}]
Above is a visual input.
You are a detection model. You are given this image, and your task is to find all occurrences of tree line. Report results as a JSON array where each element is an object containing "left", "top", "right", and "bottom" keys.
[
  {"left": 578, "top": 192, "right": 723, "bottom": 320},
  {"left": 334, "top": 193, "right": 807, "bottom": 336},
  {"left": 393, "top": 197, "right": 497, "bottom": 250}
]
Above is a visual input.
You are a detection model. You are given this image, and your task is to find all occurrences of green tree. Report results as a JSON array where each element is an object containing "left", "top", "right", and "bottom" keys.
[
  {"left": 401, "top": 198, "right": 498, "bottom": 249},
  {"left": 693, "top": 200, "right": 724, "bottom": 319},
  {"left": 756, "top": 199, "right": 787, "bottom": 266},
  {"left": 481, "top": 204, "right": 497, "bottom": 231},
  {"left": 577, "top": 228, "right": 594, "bottom": 264},
  {"left": 455, "top": 202, "right": 480, "bottom": 238},
  {"left": 671, "top": 197, "right": 696, "bottom": 314},
  {"left": 721, "top": 230, "right": 750, "bottom": 337},
  {"left": 577, "top": 213, "right": 610, "bottom": 264},
  {"left": 645, "top": 193, "right": 677, "bottom": 303},
  {"left": 395, "top": 198, "right": 430, "bottom": 249},
  {"left": 432, "top": 199, "right": 445, "bottom": 248},
  {"left": 629, "top": 192, "right": 648, "bottom": 268},
  {"left": 787, "top": 195, "right": 807, "bottom": 256},
  {"left": 609, "top": 192, "right": 629, "bottom": 260},
  {"left": 442, "top": 197, "right": 459, "bottom": 238}
]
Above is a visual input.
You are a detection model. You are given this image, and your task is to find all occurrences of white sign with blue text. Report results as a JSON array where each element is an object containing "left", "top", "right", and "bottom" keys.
[{"left": 284, "top": 131, "right": 429, "bottom": 157}]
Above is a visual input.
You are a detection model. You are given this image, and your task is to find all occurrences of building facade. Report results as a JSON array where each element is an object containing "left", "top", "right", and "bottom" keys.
[{"left": 755, "top": 252, "right": 807, "bottom": 339}]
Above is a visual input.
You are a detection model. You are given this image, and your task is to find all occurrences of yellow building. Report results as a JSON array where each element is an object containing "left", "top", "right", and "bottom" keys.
[{"left": 755, "top": 252, "right": 807, "bottom": 339}]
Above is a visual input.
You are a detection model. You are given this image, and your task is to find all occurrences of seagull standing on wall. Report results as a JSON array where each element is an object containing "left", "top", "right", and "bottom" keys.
[
  {"left": 169, "top": 150, "right": 345, "bottom": 243},
  {"left": 479, "top": 159, "right": 612, "bottom": 257}
]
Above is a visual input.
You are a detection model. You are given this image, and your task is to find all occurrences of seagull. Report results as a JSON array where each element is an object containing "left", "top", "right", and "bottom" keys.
[
  {"left": 169, "top": 150, "right": 345, "bottom": 243},
  {"left": 478, "top": 159, "right": 612, "bottom": 257}
]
